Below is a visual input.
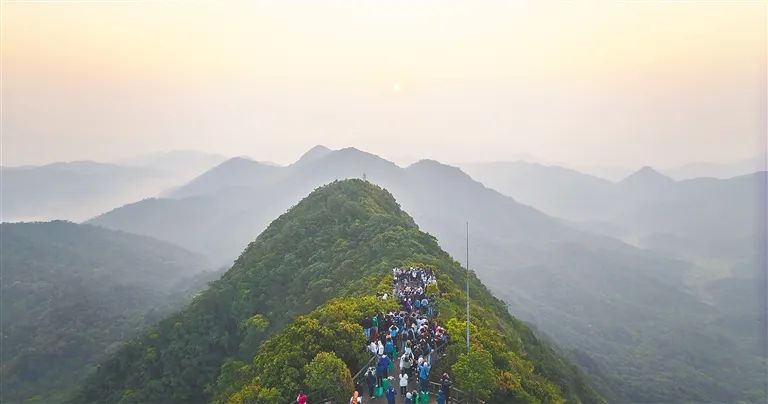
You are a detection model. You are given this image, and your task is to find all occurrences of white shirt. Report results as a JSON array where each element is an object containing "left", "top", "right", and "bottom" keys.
[{"left": 399, "top": 373, "right": 409, "bottom": 387}]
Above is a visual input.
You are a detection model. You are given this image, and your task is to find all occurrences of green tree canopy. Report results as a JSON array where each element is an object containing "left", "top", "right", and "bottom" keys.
[
  {"left": 452, "top": 350, "right": 497, "bottom": 402},
  {"left": 303, "top": 352, "right": 354, "bottom": 402}
]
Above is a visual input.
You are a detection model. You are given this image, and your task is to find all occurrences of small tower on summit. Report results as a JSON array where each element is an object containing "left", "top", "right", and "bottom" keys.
[{"left": 362, "top": 173, "right": 367, "bottom": 182}]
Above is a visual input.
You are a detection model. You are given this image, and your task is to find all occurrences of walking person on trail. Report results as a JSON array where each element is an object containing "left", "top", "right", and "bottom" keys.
[
  {"left": 389, "top": 324, "right": 400, "bottom": 347},
  {"left": 385, "top": 385, "right": 397, "bottom": 404},
  {"left": 399, "top": 371, "right": 409, "bottom": 396},
  {"left": 365, "top": 367, "right": 377, "bottom": 400},
  {"left": 377, "top": 354, "right": 391, "bottom": 385},
  {"left": 296, "top": 392, "right": 308, "bottom": 404},
  {"left": 350, "top": 391, "right": 362, "bottom": 404},
  {"left": 399, "top": 352, "right": 411, "bottom": 376},
  {"left": 418, "top": 356, "right": 431, "bottom": 392},
  {"left": 405, "top": 391, "right": 413, "bottom": 404},
  {"left": 440, "top": 373, "right": 452, "bottom": 401},
  {"left": 384, "top": 336, "right": 394, "bottom": 360}
]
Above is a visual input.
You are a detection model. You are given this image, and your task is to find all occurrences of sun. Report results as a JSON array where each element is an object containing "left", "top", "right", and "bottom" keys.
[{"left": 392, "top": 82, "right": 402, "bottom": 92}]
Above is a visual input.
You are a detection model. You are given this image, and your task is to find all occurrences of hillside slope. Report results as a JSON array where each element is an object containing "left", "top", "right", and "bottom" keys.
[
  {"left": 0, "top": 221, "right": 210, "bottom": 403},
  {"left": 73, "top": 180, "right": 599, "bottom": 403}
]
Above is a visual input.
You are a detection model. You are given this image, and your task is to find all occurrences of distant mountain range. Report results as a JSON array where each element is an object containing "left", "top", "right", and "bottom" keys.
[
  {"left": 663, "top": 154, "right": 767, "bottom": 180},
  {"left": 3, "top": 146, "right": 764, "bottom": 402},
  {"left": 462, "top": 161, "right": 765, "bottom": 262},
  {"left": 1, "top": 151, "right": 228, "bottom": 223},
  {"left": 85, "top": 145, "right": 767, "bottom": 402},
  {"left": 118, "top": 150, "right": 229, "bottom": 177}
]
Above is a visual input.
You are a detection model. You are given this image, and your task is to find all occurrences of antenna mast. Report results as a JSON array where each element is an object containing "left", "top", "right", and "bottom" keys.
[{"left": 466, "top": 221, "right": 470, "bottom": 353}]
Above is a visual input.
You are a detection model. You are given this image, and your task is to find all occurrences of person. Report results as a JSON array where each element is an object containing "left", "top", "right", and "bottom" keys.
[
  {"left": 350, "top": 391, "right": 362, "bottom": 404},
  {"left": 418, "top": 357, "right": 431, "bottom": 392},
  {"left": 388, "top": 324, "right": 399, "bottom": 349},
  {"left": 399, "top": 371, "right": 409, "bottom": 396},
  {"left": 384, "top": 337, "right": 394, "bottom": 359},
  {"left": 365, "top": 367, "right": 377, "bottom": 399},
  {"left": 400, "top": 353, "right": 414, "bottom": 377},
  {"left": 376, "top": 354, "right": 390, "bottom": 385},
  {"left": 405, "top": 391, "right": 413, "bottom": 404},
  {"left": 296, "top": 392, "right": 308, "bottom": 404},
  {"left": 385, "top": 385, "right": 396, "bottom": 404},
  {"left": 404, "top": 339, "right": 412, "bottom": 356},
  {"left": 440, "top": 373, "right": 452, "bottom": 401},
  {"left": 437, "top": 389, "right": 446, "bottom": 404},
  {"left": 371, "top": 315, "right": 379, "bottom": 341},
  {"left": 369, "top": 340, "right": 377, "bottom": 357}
]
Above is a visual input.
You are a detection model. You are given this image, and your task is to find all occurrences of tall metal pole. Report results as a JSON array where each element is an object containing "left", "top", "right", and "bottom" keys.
[{"left": 466, "top": 222, "right": 470, "bottom": 353}]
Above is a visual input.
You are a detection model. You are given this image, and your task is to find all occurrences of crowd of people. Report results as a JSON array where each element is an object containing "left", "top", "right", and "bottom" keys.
[
  {"left": 354, "top": 267, "right": 453, "bottom": 403},
  {"left": 294, "top": 267, "right": 455, "bottom": 404}
]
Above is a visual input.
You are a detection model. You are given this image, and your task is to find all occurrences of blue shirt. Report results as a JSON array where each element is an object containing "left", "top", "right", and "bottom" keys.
[
  {"left": 384, "top": 340, "right": 394, "bottom": 353},
  {"left": 378, "top": 356, "right": 391, "bottom": 370},
  {"left": 419, "top": 362, "right": 431, "bottom": 379}
]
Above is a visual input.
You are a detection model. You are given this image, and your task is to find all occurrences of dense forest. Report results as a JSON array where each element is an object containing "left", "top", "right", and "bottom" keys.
[
  {"left": 73, "top": 180, "right": 600, "bottom": 403},
  {"left": 0, "top": 221, "right": 211, "bottom": 403}
]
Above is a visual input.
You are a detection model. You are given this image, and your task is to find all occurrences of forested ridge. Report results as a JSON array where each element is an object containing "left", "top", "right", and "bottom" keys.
[
  {"left": 0, "top": 221, "right": 209, "bottom": 403},
  {"left": 72, "top": 180, "right": 600, "bottom": 403}
]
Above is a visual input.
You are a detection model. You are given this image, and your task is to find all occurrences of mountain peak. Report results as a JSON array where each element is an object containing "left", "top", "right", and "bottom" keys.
[
  {"left": 621, "top": 165, "right": 674, "bottom": 186},
  {"left": 295, "top": 145, "right": 333, "bottom": 165},
  {"left": 218, "top": 156, "right": 255, "bottom": 166},
  {"left": 166, "top": 156, "right": 277, "bottom": 198},
  {"left": 407, "top": 159, "right": 472, "bottom": 179}
]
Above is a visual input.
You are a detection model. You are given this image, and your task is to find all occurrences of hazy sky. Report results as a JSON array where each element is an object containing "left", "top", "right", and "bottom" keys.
[{"left": 2, "top": 1, "right": 765, "bottom": 168}]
